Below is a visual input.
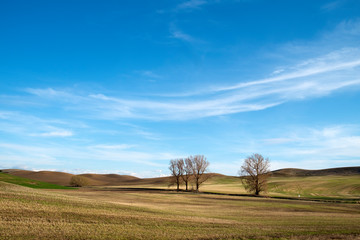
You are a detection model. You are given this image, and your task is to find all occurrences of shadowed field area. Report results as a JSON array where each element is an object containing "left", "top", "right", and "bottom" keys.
[{"left": 1, "top": 180, "right": 360, "bottom": 239}]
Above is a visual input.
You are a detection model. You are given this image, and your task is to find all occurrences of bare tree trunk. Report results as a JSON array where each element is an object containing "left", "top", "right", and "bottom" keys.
[
  {"left": 169, "top": 159, "right": 183, "bottom": 191},
  {"left": 240, "top": 153, "right": 270, "bottom": 196},
  {"left": 182, "top": 158, "right": 192, "bottom": 192},
  {"left": 190, "top": 155, "right": 210, "bottom": 192}
]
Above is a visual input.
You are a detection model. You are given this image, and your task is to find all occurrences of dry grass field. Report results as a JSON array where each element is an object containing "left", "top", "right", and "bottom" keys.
[
  {"left": 200, "top": 174, "right": 360, "bottom": 201},
  {"left": 1, "top": 179, "right": 360, "bottom": 240}
]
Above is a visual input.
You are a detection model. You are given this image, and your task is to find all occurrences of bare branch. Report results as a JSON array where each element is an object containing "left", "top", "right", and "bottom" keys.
[
  {"left": 169, "top": 158, "right": 183, "bottom": 191},
  {"left": 189, "top": 155, "right": 210, "bottom": 192},
  {"left": 240, "top": 153, "right": 270, "bottom": 195}
]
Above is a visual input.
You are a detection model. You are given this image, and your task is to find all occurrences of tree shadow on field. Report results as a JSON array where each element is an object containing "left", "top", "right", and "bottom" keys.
[
  {"left": 89, "top": 187, "right": 360, "bottom": 204},
  {"left": 93, "top": 187, "right": 187, "bottom": 194}
]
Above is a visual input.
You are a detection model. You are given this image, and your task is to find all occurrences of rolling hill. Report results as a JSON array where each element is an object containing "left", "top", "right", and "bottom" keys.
[
  {"left": 0, "top": 171, "right": 73, "bottom": 189},
  {"left": 1, "top": 169, "right": 143, "bottom": 186},
  {"left": 2, "top": 169, "right": 74, "bottom": 186},
  {"left": 271, "top": 166, "right": 360, "bottom": 177},
  {"left": 78, "top": 173, "right": 140, "bottom": 186},
  {"left": 1, "top": 167, "right": 359, "bottom": 189}
]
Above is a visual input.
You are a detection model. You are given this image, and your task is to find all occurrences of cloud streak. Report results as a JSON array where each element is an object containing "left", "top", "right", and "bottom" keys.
[
  {"left": 0, "top": 142, "right": 183, "bottom": 169},
  {"left": 23, "top": 47, "right": 360, "bottom": 121},
  {"left": 35, "top": 130, "right": 73, "bottom": 137},
  {"left": 14, "top": 19, "right": 360, "bottom": 121},
  {"left": 176, "top": 0, "right": 207, "bottom": 11},
  {"left": 0, "top": 111, "right": 76, "bottom": 137},
  {"left": 261, "top": 125, "right": 360, "bottom": 167},
  {"left": 169, "top": 23, "right": 201, "bottom": 43},
  {"left": 213, "top": 48, "right": 360, "bottom": 92}
]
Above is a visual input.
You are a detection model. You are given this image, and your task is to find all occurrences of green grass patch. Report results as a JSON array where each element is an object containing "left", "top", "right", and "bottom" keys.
[{"left": 0, "top": 172, "right": 74, "bottom": 189}]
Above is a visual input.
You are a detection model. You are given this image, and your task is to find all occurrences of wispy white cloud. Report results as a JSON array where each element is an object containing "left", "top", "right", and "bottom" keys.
[
  {"left": 137, "top": 70, "right": 162, "bottom": 79},
  {"left": 24, "top": 87, "right": 85, "bottom": 104},
  {"left": 26, "top": 88, "right": 70, "bottom": 99},
  {"left": 17, "top": 19, "right": 360, "bottom": 121},
  {"left": 213, "top": 48, "right": 360, "bottom": 92},
  {"left": 270, "top": 159, "right": 360, "bottom": 171},
  {"left": 92, "top": 49, "right": 360, "bottom": 119},
  {"left": 24, "top": 46, "right": 360, "bottom": 121},
  {"left": 333, "top": 18, "right": 360, "bottom": 36},
  {"left": 35, "top": 130, "right": 73, "bottom": 137},
  {"left": 170, "top": 28, "right": 196, "bottom": 42},
  {"left": 87, "top": 92, "right": 284, "bottom": 120},
  {"left": 0, "top": 143, "right": 60, "bottom": 166},
  {"left": 262, "top": 138, "right": 295, "bottom": 145},
  {"left": 169, "top": 21, "right": 206, "bottom": 44},
  {"left": 272, "top": 68, "right": 285, "bottom": 75},
  {"left": 133, "top": 129, "right": 161, "bottom": 141},
  {"left": 176, "top": 0, "right": 207, "bottom": 10},
  {"left": 0, "top": 142, "right": 184, "bottom": 170},
  {"left": 92, "top": 144, "right": 135, "bottom": 150},
  {"left": 260, "top": 125, "right": 360, "bottom": 168},
  {"left": 321, "top": 0, "right": 344, "bottom": 11},
  {"left": 0, "top": 112, "right": 11, "bottom": 119},
  {"left": 0, "top": 111, "right": 76, "bottom": 137},
  {"left": 225, "top": 125, "right": 360, "bottom": 172},
  {"left": 86, "top": 145, "right": 180, "bottom": 166}
]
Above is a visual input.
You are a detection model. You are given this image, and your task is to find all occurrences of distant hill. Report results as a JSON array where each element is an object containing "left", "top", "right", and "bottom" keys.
[
  {"left": 1, "top": 167, "right": 359, "bottom": 187},
  {"left": 78, "top": 173, "right": 140, "bottom": 186},
  {"left": 2, "top": 169, "right": 74, "bottom": 186},
  {"left": 2, "top": 169, "right": 142, "bottom": 186},
  {"left": 271, "top": 167, "right": 360, "bottom": 177},
  {"left": 0, "top": 171, "right": 73, "bottom": 189}
]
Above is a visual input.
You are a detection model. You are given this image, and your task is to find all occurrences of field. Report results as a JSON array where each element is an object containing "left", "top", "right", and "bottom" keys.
[
  {"left": 200, "top": 174, "right": 360, "bottom": 201},
  {"left": 1, "top": 177, "right": 360, "bottom": 240},
  {"left": 97, "top": 174, "right": 360, "bottom": 202}
]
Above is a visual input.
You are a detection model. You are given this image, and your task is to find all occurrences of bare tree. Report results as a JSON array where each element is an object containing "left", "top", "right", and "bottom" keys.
[
  {"left": 190, "top": 155, "right": 210, "bottom": 192},
  {"left": 180, "top": 157, "right": 192, "bottom": 191},
  {"left": 239, "top": 153, "right": 270, "bottom": 195},
  {"left": 169, "top": 159, "right": 183, "bottom": 191}
]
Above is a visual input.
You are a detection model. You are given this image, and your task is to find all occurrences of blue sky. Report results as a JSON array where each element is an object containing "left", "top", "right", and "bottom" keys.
[{"left": 1, "top": 0, "right": 360, "bottom": 177}]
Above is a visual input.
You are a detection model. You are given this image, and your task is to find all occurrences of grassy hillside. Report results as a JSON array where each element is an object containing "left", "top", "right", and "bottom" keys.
[
  {"left": 268, "top": 175, "right": 360, "bottom": 200},
  {"left": 0, "top": 172, "right": 73, "bottom": 189},
  {"left": 200, "top": 174, "right": 360, "bottom": 201},
  {"left": 272, "top": 167, "right": 360, "bottom": 177},
  {"left": 79, "top": 173, "right": 140, "bottom": 186},
  {"left": 4, "top": 169, "right": 74, "bottom": 186},
  {"left": 1, "top": 181, "right": 360, "bottom": 239},
  {"left": 4, "top": 169, "right": 142, "bottom": 186}
]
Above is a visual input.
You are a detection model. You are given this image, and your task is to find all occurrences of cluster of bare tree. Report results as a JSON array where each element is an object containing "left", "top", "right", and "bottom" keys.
[
  {"left": 170, "top": 152, "right": 270, "bottom": 195},
  {"left": 169, "top": 155, "right": 210, "bottom": 192}
]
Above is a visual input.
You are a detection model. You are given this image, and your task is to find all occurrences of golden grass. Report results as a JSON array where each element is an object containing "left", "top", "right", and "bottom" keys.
[{"left": 1, "top": 181, "right": 360, "bottom": 239}]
